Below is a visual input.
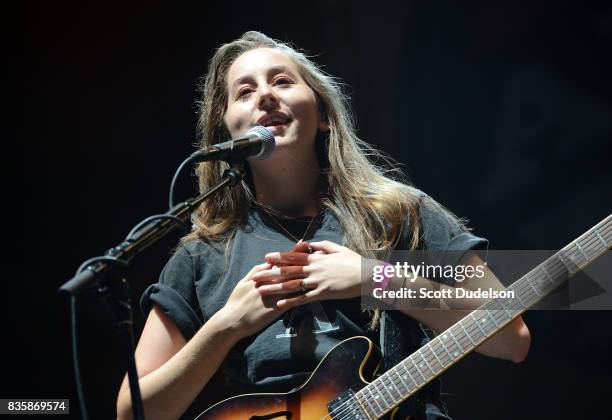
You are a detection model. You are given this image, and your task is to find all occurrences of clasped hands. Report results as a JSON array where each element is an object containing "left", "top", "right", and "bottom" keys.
[{"left": 251, "top": 241, "right": 364, "bottom": 309}]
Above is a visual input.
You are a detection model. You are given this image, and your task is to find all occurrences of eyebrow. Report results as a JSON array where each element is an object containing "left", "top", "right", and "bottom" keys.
[{"left": 230, "top": 65, "right": 297, "bottom": 91}]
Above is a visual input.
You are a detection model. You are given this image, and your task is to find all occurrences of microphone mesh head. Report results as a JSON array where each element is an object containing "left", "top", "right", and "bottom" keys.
[{"left": 246, "top": 125, "right": 276, "bottom": 160}]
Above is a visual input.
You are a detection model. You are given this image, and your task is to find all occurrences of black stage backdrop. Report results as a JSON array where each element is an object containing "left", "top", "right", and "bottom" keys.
[{"left": 20, "top": 1, "right": 611, "bottom": 419}]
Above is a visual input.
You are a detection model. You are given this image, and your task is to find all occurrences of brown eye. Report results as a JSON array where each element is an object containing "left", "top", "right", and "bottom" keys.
[
  {"left": 237, "top": 88, "right": 254, "bottom": 99},
  {"left": 274, "top": 77, "right": 293, "bottom": 86}
]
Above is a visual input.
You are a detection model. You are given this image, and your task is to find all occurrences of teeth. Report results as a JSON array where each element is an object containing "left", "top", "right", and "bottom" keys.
[{"left": 261, "top": 116, "right": 288, "bottom": 126}]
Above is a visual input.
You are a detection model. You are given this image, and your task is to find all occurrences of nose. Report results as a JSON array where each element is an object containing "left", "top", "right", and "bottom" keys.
[{"left": 257, "top": 86, "right": 279, "bottom": 111}]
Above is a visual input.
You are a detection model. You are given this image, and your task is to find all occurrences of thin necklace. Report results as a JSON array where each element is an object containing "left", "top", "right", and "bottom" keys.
[{"left": 264, "top": 209, "right": 319, "bottom": 253}]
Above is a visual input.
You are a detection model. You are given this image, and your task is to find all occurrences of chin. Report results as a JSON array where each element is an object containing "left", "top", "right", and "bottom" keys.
[{"left": 271, "top": 136, "right": 296, "bottom": 148}]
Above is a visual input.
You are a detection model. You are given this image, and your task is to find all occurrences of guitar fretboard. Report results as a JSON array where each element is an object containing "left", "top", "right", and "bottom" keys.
[{"left": 342, "top": 214, "right": 612, "bottom": 420}]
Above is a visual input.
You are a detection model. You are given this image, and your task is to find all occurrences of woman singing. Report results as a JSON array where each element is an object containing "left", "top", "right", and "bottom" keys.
[{"left": 116, "top": 31, "right": 530, "bottom": 420}]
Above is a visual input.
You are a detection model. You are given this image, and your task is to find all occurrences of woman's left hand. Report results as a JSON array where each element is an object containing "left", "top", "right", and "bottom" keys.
[{"left": 251, "top": 241, "right": 364, "bottom": 309}]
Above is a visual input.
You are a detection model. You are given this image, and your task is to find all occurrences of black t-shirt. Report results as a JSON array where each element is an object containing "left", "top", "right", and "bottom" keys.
[{"left": 141, "top": 193, "right": 487, "bottom": 395}]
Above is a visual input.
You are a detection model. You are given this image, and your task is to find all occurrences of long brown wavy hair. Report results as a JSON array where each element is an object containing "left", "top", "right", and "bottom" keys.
[{"left": 185, "top": 31, "right": 424, "bottom": 326}]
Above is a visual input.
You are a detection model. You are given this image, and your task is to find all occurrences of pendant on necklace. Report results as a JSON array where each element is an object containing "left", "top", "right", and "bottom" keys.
[{"left": 297, "top": 239, "right": 313, "bottom": 254}]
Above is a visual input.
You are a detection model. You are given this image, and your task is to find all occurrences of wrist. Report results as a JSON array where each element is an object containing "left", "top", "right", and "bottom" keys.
[{"left": 208, "top": 308, "right": 244, "bottom": 343}]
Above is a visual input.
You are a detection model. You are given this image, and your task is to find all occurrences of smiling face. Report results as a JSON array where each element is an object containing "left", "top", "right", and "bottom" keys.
[{"left": 224, "top": 48, "right": 326, "bottom": 157}]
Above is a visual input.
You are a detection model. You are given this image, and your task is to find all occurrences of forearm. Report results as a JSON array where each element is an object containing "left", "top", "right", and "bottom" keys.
[
  {"left": 406, "top": 307, "right": 530, "bottom": 362},
  {"left": 373, "top": 270, "right": 530, "bottom": 362},
  {"left": 116, "top": 311, "right": 240, "bottom": 420}
]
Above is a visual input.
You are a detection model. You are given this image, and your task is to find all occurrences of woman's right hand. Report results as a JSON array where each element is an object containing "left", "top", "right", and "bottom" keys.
[{"left": 215, "top": 262, "right": 290, "bottom": 339}]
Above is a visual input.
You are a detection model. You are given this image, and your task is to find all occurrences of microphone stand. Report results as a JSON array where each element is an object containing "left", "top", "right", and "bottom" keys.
[{"left": 59, "top": 163, "right": 246, "bottom": 420}]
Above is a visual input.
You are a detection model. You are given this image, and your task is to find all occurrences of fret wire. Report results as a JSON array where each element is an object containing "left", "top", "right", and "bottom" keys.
[
  {"left": 604, "top": 219, "right": 612, "bottom": 237},
  {"left": 481, "top": 311, "right": 496, "bottom": 334},
  {"left": 374, "top": 379, "right": 393, "bottom": 409},
  {"left": 490, "top": 307, "right": 510, "bottom": 327},
  {"left": 379, "top": 374, "right": 400, "bottom": 402},
  {"left": 427, "top": 331, "right": 456, "bottom": 364},
  {"left": 578, "top": 228, "right": 603, "bottom": 251},
  {"left": 439, "top": 333, "right": 455, "bottom": 361},
  {"left": 388, "top": 374, "right": 404, "bottom": 399},
  {"left": 357, "top": 386, "right": 377, "bottom": 415},
  {"left": 594, "top": 227, "right": 607, "bottom": 247},
  {"left": 533, "top": 276, "right": 546, "bottom": 293},
  {"left": 568, "top": 246, "right": 587, "bottom": 269},
  {"left": 526, "top": 276, "right": 541, "bottom": 297},
  {"left": 353, "top": 393, "right": 375, "bottom": 420},
  {"left": 547, "top": 255, "right": 571, "bottom": 280},
  {"left": 575, "top": 240, "right": 590, "bottom": 262},
  {"left": 401, "top": 361, "right": 419, "bottom": 388},
  {"left": 471, "top": 312, "right": 488, "bottom": 338},
  {"left": 575, "top": 226, "right": 606, "bottom": 257},
  {"left": 427, "top": 342, "right": 446, "bottom": 368},
  {"left": 354, "top": 390, "right": 375, "bottom": 418},
  {"left": 406, "top": 362, "right": 425, "bottom": 386},
  {"left": 557, "top": 253, "right": 574, "bottom": 276},
  {"left": 368, "top": 384, "right": 386, "bottom": 412},
  {"left": 499, "top": 299, "right": 514, "bottom": 318},
  {"left": 514, "top": 290, "right": 527, "bottom": 308},
  {"left": 359, "top": 386, "right": 380, "bottom": 413},
  {"left": 361, "top": 385, "right": 380, "bottom": 413},
  {"left": 449, "top": 331, "right": 463, "bottom": 359},
  {"left": 515, "top": 284, "right": 537, "bottom": 308},
  {"left": 485, "top": 309, "right": 501, "bottom": 328},
  {"left": 417, "top": 350, "right": 436, "bottom": 376},
  {"left": 464, "top": 313, "right": 492, "bottom": 347},
  {"left": 584, "top": 227, "right": 610, "bottom": 255},
  {"left": 459, "top": 319, "right": 477, "bottom": 346},
  {"left": 392, "top": 365, "right": 411, "bottom": 393},
  {"left": 541, "top": 264, "right": 556, "bottom": 286},
  {"left": 585, "top": 229, "right": 607, "bottom": 255},
  {"left": 410, "top": 356, "right": 427, "bottom": 382},
  {"left": 430, "top": 336, "right": 452, "bottom": 366},
  {"left": 448, "top": 328, "right": 464, "bottom": 355},
  {"left": 468, "top": 312, "right": 486, "bottom": 340}
]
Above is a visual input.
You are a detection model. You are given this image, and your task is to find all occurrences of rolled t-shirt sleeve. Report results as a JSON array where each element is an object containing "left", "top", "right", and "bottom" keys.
[
  {"left": 418, "top": 194, "right": 488, "bottom": 269},
  {"left": 140, "top": 245, "right": 204, "bottom": 341}
]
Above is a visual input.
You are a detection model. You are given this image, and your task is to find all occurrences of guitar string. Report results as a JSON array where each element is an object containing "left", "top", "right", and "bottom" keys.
[
  {"left": 329, "top": 219, "right": 612, "bottom": 420},
  {"left": 325, "top": 218, "right": 611, "bottom": 420},
  {"left": 332, "top": 219, "right": 612, "bottom": 420},
  {"left": 351, "top": 223, "right": 612, "bottom": 420},
  {"left": 368, "top": 218, "right": 612, "bottom": 417},
  {"left": 335, "top": 220, "right": 612, "bottom": 420}
]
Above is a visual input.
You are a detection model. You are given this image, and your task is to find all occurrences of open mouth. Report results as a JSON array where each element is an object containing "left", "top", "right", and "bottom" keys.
[{"left": 257, "top": 114, "right": 292, "bottom": 129}]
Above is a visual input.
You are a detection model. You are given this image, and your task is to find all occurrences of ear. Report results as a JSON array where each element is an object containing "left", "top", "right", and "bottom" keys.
[{"left": 318, "top": 118, "right": 330, "bottom": 133}]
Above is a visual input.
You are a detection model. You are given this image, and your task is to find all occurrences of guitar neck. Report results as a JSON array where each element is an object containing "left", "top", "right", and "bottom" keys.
[{"left": 353, "top": 214, "right": 612, "bottom": 419}]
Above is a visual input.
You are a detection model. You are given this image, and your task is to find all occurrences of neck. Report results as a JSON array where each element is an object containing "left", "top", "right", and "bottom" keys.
[{"left": 249, "top": 149, "right": 321, "bottom": 218}]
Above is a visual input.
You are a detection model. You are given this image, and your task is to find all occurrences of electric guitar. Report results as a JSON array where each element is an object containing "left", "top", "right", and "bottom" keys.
[{"left": 196, "top": 214, "right": 611, "bottom": 420}]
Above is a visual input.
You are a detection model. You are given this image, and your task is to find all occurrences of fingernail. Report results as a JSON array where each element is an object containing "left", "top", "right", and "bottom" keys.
[{"left": 266, "top": 252, "right": 281, "bottom": 260}]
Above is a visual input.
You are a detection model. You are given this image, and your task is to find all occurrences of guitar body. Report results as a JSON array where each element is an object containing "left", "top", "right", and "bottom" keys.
[{"left": 196, "top": 336, "right": 395, "bottom": 420}]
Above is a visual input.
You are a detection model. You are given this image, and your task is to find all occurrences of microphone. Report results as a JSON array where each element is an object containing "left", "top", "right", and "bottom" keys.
[{"left": 189, "top": 125, "right": 275, "bottom": 163}]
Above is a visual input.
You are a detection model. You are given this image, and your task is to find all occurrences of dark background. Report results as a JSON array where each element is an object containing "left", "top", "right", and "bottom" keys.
[{"left": 19, "top": 1, "right": 611, "bottom": 419}]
